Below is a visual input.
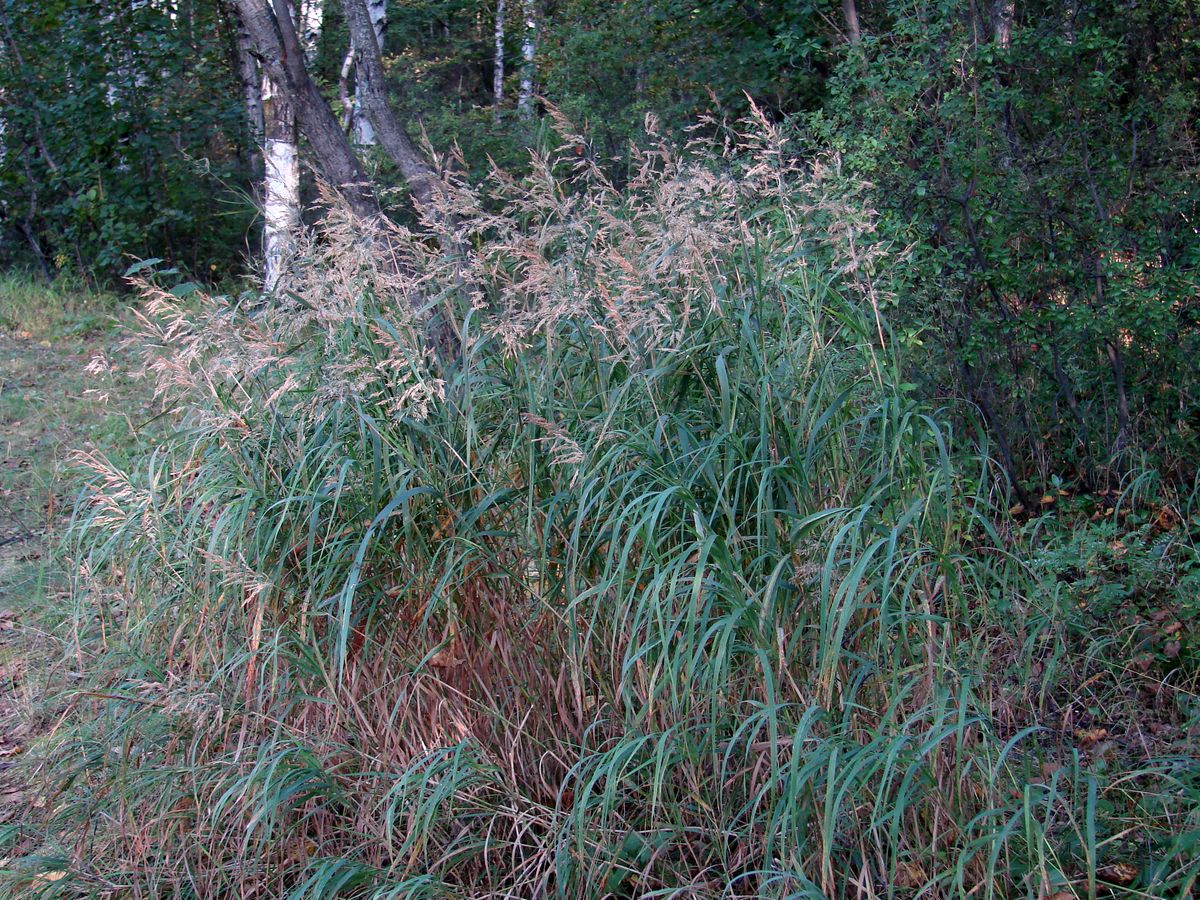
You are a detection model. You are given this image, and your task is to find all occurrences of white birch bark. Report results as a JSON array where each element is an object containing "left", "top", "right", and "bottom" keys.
[
  {"left": 0, "top": 17, "right": 10, "bottom": 170},
  {"left": 261, "top": 73, "right": 300, "bottom": 292},
  {"left": 101, "top": 1, "right": 152, "bottom": 170},
  {"left": 352, "top": 0, "right": 386, "bottom": 145},
  {"left": 102, "top": 1, "right": 150, "bottom": 107},
  {"left": 299, "top": 0, "right": 324, "bottom": 64},
  {"left": 517, "top": 0, "right": 537, "bottom": 120},
  {"left": 339, "top": 46, "right": 356, "bottom": 131},
  {"left": 492, "top": 0, "right": 506, "bottom": 122}
]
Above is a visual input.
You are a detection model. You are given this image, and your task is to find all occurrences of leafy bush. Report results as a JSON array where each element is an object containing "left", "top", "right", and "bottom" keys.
[
  {"left": 811, "top": 0, "right": 1200, "bottom": 490},
  {"left": 0, "top": 0, "right": 254, "bottom": 283},
  {"left": 6, "top": 115, "right": 1198, "bottom": 897}
]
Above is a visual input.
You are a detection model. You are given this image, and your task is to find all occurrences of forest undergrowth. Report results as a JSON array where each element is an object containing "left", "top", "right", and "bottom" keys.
[{"left": 1, "top": 115, "right": 1198, "bottom": 898}]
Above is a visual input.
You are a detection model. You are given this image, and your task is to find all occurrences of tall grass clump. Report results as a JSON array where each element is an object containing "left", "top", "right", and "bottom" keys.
[{"left": 8, "top": 110, "right": 1198, "bottom": 897}]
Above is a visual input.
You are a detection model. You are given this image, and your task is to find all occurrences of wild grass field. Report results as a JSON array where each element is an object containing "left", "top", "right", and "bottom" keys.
[
  {"left": 0, "top": 129, "right": 1197, "bottom": 899},
  {"left": 0, "top": 276, "right": 151, "bottom": 888}
]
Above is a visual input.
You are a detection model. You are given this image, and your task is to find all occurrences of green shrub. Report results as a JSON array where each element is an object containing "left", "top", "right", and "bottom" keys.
[{"left": 811, "top": 0, "right": 1200, "bottom": 490}]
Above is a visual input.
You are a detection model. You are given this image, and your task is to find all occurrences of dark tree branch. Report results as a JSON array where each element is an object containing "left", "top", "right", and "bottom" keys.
[{"left": 340, "top": 0, "right": 439, "bottom": 211}]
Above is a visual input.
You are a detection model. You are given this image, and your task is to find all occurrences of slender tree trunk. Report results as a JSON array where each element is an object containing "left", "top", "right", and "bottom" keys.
[
  {"left": 16, "top": 148, "right": 52, "bottom": 283},
  {"left": 990, "top": 0, "right": 1018, "bottom": 167},
  {"left": 1051, "top": 345, "right": 1093, "bottom": 485},
  {"left": 954, "top": 330, "right": 1032, "bottom": 509},
  {"left": 492, "top": 0, "right": 506, "bottom": 122},
  {"left": 517, "top": 0, "right": 537, "bottom": 120},
  {"left": 351, "top": 0, "right": 386, "bottom": 145},
  {"left": 842, "top": 0, "right": 861, "bottom": 44},
  {"left": 237, "top": 0, "right": 457, "bottom": 352},
  {"left": 1074, "top": 108, "right": 1132, "bottom": 458},
  {"left": 992, "top": 0, "right": 1015, "bottom": 48},
  {"left": 343, "top": 0, "right": 467, "bottom": 356},
  {"left": 341, "top": 0, "right": 438, "bottom": 209},
  {"left": 298, "top": 0, "right": 324, "bottom": 62},
  {"left": 261, "top": 70, "right": 299, "bottom": 291},
  {"left": 635, "top": 0, "right": 649, "bottom": 99},
  {"left": 1105, "top": 339, "right": 1131, "bottom": 451},
  {"left": 338, "top": 46, "right": 355, "bottom": 131},
  {"left": 233, "top": 10, "right": 264, "bottom": 142},
  {"left": 234, "top": 0, "right": 378, "bottom": 218}
]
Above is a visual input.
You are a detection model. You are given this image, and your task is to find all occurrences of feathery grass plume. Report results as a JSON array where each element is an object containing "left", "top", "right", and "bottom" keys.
[{"left": 6, "top": 109, "right": 1197, "bottom": 898}]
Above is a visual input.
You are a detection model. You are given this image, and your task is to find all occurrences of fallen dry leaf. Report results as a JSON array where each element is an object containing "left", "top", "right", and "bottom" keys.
[
  {"left": 428, "top": 644, "right": 464, "bottom": 669},
  {"left": 895, "top": 861, "right": 926, "bottom": 888},
  {"left": 1074, "top": 727, "right": 1108, "bottom": 750},
  {"left": 1098, "top": 862, "right": 1137, "bottom": 885}
]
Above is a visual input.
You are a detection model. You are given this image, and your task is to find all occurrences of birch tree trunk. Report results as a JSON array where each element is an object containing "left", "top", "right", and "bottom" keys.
[
  {"left": 233, "top": 10, "right": 264, "bottom": 142},
  {"left": 234, "top": 0, "right": 379, "bottom": 219},
  {"left": 492, "top": 0, "right": 505, "bottom": 122},
  {"left": 339, "top": 46, "right": 356, "bottom": 131},
  {"left": 351, "top": 0, "right": 386, "bottom": 145},
  {"left": 261, "top": 71, "right": 299, "bottom": 291},
  {"left": 342, "top": 0, "right": 466, "bottom": 354},
  {"left": 298, "top": 0, "right": 324, "bottom": 62},
  {"left": 101, "top": 2, "right": 149, "bottom": 109},
  {"left": 341, "top": 0, "right": 438, "bottom": 209},
  {"left": 517, "top": 0, "right": 536, "bottom": 120}
]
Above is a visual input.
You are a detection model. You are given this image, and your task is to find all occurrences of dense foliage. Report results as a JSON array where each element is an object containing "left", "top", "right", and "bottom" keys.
[
  {"left": 813, "top": 0, "right": 1200, "bottom": 491},
  {"left": 0, "top": 0, "right": 254, "bottom": 283},
  {"left": 2, "top": 0, "right": 1196, "bottom": 483}
]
